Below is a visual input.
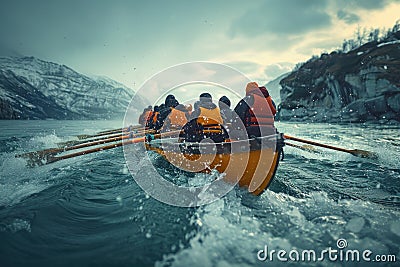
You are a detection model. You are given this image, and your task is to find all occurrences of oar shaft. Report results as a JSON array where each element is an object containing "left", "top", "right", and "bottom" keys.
[
  {"left": 45, "top": 130, "right": 182, "bottom": 164},
  {"left": 48, "top": 137, "right": 146, "bottom": 164},
  {"left": 64, "top": 135, "right": 128, "bottom": 151},
  {"left": 97, "top": 125, "right": 141, "bottom": 135},
  {"left": 66, "top": 130, "right": 152, "bottom": 149},
  {"left": 64, "top": 129, "right": 155, "bottom": 151},
  {"left": 78, "top": 127, "right": 147, "bottom": 140},
  {"left": 74, "top": 128, "right": 149, "bottom": 144},
  {"left": 283, "top": 134, "right": 351, "bottom": 153}
]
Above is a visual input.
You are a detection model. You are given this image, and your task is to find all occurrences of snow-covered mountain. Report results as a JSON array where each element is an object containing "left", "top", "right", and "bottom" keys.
[{"left": 0, "top": 56, "right": 147, "bottom": 119}]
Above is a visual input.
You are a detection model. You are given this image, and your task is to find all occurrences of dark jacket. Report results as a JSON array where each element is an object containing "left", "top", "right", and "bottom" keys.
[{"left": 155, "top": 98, "right": 179, "bottom": 130}]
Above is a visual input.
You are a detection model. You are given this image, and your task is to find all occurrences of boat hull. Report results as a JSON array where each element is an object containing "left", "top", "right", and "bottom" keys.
[{"left": 145, "top": 136, "right": 281, "bottom": 195}]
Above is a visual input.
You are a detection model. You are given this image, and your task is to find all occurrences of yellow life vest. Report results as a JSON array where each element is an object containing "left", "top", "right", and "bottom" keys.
[
  {"left": 197, "top": 107, "right": 223, "bottom": 133},
  {"left": 168, "top": 108, "right": 188, "bottom": 128}
]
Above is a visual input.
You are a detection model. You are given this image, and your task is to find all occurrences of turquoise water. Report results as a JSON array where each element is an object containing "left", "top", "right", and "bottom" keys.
[{"left": 0, "top": 120, "right": 399, "bottom": 266}]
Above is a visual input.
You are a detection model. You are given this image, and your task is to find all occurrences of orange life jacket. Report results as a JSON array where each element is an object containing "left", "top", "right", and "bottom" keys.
[
  {"left": 139, "top": 110, "right": 152, "bottom": 125},
  {"left": 152, "top": 111, "right": 159, "bottom": 124},
  {"left": 197, "top": 107, "right": 224, "bottom": 133},
  {"left": 246, "top": 93, "right": 275, "bottom": 127},
  {"left": 145, "top": 110, "right": 153, "bottom": 125},
  {"left": 266, "top": 96, "right": 276, "bottom": 115},
  {"left": 168, "top": 108, "right": 188, "bottom": 128}
]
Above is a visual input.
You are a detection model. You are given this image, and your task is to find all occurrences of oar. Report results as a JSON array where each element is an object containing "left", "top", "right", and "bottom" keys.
[
  {"left": 283, "top": 134, "right": 377, "bottom": 159},
  {"left": 77, "top": 126, "right": 147, "bottom": 140},
  {"left": 58, "top": 128, "right": 150, "bottom": 148},
  {"left": 46, "top": 137, "right": 146, "bottom": 164},
  {"left": 57, "top": 132, "right": 126, "bottom": 147},
  {"left": 17, "top": 130, "right": 154, "bottom": 162},
  {"left": 96, "top": 125, "right": 142, "bottom": 135},
  {"left": 30, "top": 130, "right": 182, "bottom": 166},
  {"left": 285, "top": 142, "right": 320, "bottom": 153}
]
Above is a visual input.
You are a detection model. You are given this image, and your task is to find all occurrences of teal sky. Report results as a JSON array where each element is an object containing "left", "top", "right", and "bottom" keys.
[{"left": 0, "top": 0, "right": 399, "bottom": 97}]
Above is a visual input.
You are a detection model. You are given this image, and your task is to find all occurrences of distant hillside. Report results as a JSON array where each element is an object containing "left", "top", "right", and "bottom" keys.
[
  {"left": 277, "top": 31, "right": 400, "bottom": 123},
  {"left": 265, "top": 72, "right": 290, "bottom": 104},
  {"left": 0, "top": 56, "right": 147, "bottom": 120}
]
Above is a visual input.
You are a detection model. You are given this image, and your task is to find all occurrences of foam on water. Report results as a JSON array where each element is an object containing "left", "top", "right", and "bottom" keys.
[
  {"left": 158, "top": 189, "right": 400, "bottom": 267},
  {"left": 0, "top": 153, "right": 53, "bottom": 207}
]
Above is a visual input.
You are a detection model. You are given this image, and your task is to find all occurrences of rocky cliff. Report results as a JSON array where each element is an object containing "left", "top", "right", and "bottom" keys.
[
  {"left": 265, "top": 72, "right": 289, "bottom": 104},
  {"left": 0, "top": 56, "right": 147, "bottom": 120},
  {"left": 277, "top": 31, "right": 400, "bottom": 123}
]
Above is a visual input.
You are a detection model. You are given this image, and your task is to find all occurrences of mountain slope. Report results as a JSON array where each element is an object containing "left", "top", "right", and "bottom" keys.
[
  {"left": 265, "top": 72, "right": 290, "bottom": 104},
  {"left": 277, "top": 31, "right": 400, "bottom": 123},
  {"left": 0, "top": 56, "right": 147, "bottom": 119}
]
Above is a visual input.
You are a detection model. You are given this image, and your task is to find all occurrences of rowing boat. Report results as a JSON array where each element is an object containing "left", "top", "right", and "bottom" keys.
[{"left": 145, "top": 133, "right": 284, "bottom": 195}]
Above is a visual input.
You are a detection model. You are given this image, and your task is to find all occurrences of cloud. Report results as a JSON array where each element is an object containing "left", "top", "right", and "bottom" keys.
[
  {"left": 229, "top": 0, "right": 331, "bottom": 38},
  {"left": 223, "top": 61, "right": 262, "bottom": 75},
  {"left": 332, "top": 0, "right": 399, "bottom": 23},
  {"left": 337, "top": 10, "right": 360, "bottom": 24},
  {"left": 346, "top": 0, "right": 395, "bottom": 10},
  {"left": 264, "top": 62, "right": 293, "bottom": 81}
]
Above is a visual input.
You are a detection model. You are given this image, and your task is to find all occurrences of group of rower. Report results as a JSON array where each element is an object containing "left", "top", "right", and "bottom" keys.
[{"left": 138, "top": 82, "right": 277, "bottom": 142}]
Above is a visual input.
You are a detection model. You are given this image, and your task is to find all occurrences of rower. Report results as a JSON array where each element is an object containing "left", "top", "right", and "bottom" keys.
[
  {"left": 138, "top": 106, "right": 153, "bottom": 127},
  {"left": 147, "top": 105, "right": 160, "bottom": 129},
  {"left": 161, "top": 101, "right": 189, "bottom": 132},
  {"left": 183, "top": 93, "right": 227, "bottom": 143},
  {"left": 155, "top": 95, "right": 178, "bottom": 131},
  {"left": 233, "top": 82, "right": 277, "bottom": 138}
]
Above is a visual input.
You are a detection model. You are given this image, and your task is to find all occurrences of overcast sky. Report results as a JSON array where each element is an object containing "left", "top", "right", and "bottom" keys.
[{"left": 0, "top": 0, "right": 399, "bottom": 94}]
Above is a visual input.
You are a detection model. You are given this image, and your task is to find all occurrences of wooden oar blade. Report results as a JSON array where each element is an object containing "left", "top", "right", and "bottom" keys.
[
  {"left": 16, "top": 148, "right": 60, "bottom": 159},
  {"left": 17, "top": 151, "right": 54, "bottom": 167},
  {"left": 350, "top": 149, "right": 378, "bottom": 159}
]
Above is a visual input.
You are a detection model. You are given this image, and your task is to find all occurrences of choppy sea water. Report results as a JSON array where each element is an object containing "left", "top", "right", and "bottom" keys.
[{"left": 0, "top": 120, "right": 399, "bottom": 267}]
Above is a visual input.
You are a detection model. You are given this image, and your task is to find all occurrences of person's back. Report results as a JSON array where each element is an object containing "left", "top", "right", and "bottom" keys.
[
  {"left": 147, "top": 105, "right": 160, "bottom": 129},
  {"left": 139, "top": 106, "right": 153, "bottom": 126},
  {"left": 155, "top": 95, "right": 178, "bottom": 131},
  {"left": 161, "top": 103, "right": 189, "bottom": 132},
  {"left": 184, "top": 93, "right": 226, "bottom": 143},
  {"left": 234, "top": 82, "right": 276, "bottom": 138}
]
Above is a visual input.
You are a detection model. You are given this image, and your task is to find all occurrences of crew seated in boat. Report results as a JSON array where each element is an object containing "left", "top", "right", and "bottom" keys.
[
  {"left": 154, "top": 94, "right": 179, "bottom": 131},
  {"left": 234, "top": 82, "right": 277, "bottom": 138},
  {"left": 182, "top": 93, "right": 227, "bottom": 143},
  {"left": 138, "top": 106, "right": 153, "bottom": 127},
  {"left": 161, "top": 102, "right": 189, "bottom": 132},
  {"left": 147, "top": 105, "right": 160, "bottom": 129}
]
